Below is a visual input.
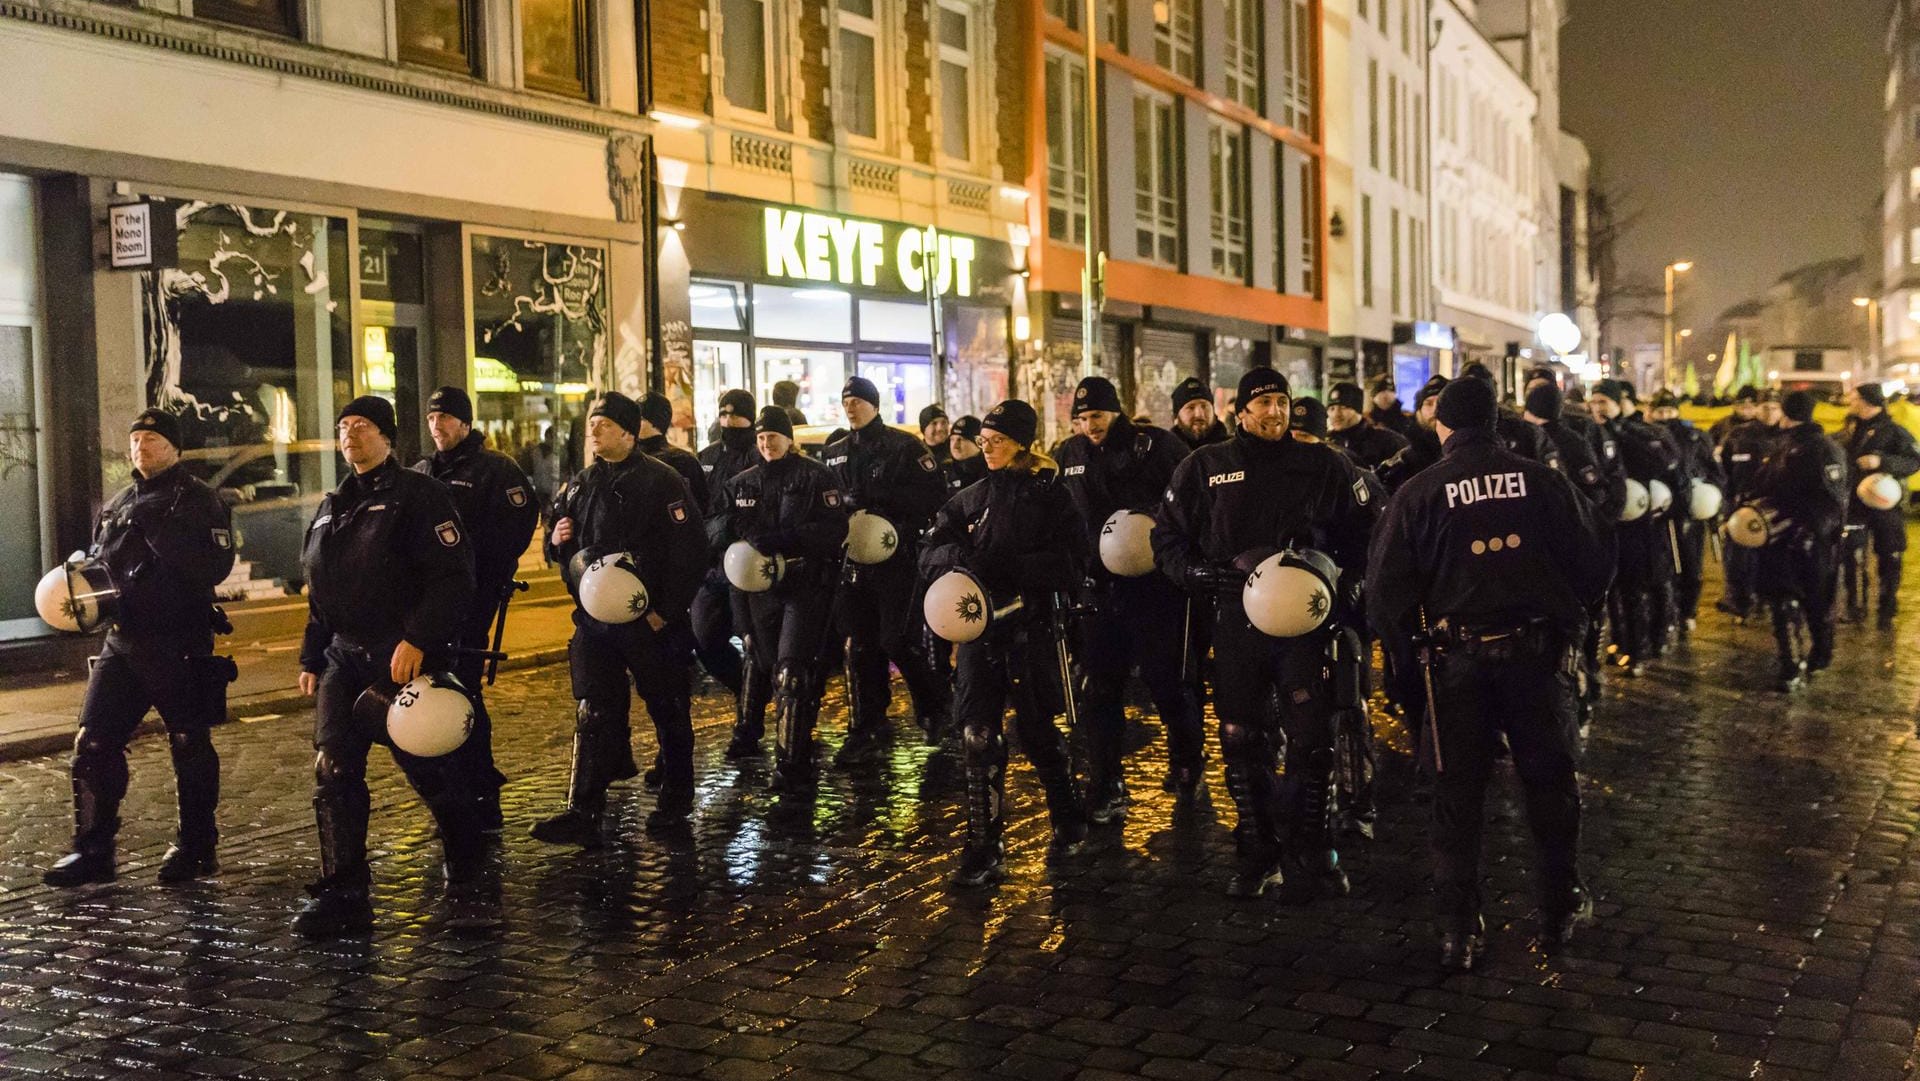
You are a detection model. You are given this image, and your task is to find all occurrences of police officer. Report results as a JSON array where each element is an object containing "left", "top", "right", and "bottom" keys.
[
  {"left": 921, "top": 400, "right": 1088, "bottom": 887},
  {"left": 1458, "top": 362, "right": 1561, "bottom": 471},
  {"left": 1054, "top": 377, "right": 1200, "bottom": 815},
  {"left": 42, "top": 409, "right": 237, "bottom": 887},
  {"left": 716, "top": 407, "right": 850, "bottom": 788},
  {"left": 1588, "top": 380, "right": 1681, "bottom": 672},
  {"left": 1155, "top": 368, "right": 1378, "bottom": 900},
  {"left": 1366, "top": 378, "right": 1614, "bottom": 971},
  {"left": 1368, "top": 376, "right": 1418, "bottom": 440},
  {"left": 1171, "top": 377, "right": 1229, "bottom": 451},
  {"left": 821, "top": 376, "right": 952, "bottom": 755},
  {"left": 920, "top": 404, "right": 953, "bottom": 466},
  {"left": 1840, "top": 383, "right": 1919, "bottom": 629},
  {"left": 1717, "top": 390, "right": 1780, "bottom": 619},
  {"left": 531, "top": 392, "right": 707, "bottom": 846},
  {"left": 1649, "top": 389, "right": 1725, "bottom": 632},
  {"left": 944, "top": 415, "right": 988, "bottom": 493},
  {"left": 702, "top": 389, "right": 761, "bottom": 758},
  {"left": 1327, "top": 381, "right": 1409, "bottom": 469},
  {"left": 1525, "top": 381, "right": 1622, "bottom": 731},
  {"left": 294, "top": 396, "right": 477, "bottom": 937},
  {"left": 1709, "top": 385, "right": 1760, "bottom": 446},
  {"left": 1749, "top": 391, "right": 1849, "bottom": 689},
  {"left": 412, "top": 386, "right": 538, "bottom": 830}
]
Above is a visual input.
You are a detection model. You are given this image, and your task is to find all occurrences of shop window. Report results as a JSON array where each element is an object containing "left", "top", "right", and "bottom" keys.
[
  {"left": 720, "top": 0, "right": 773, "bottom": 114},
  {"left": 1207, "top": 119, "right": 1247, "bottom": 282},
  {"left": 1221, "top": 0, "right": 1261, "bottom": 111},
  {"left": 942, "top": 304, "right": 1009, "bottom": 420},
  {"left": 837, "top": 0, "right": 882, "bottom": 141},
  {"left": 758, "top": 348, "right": 847, "bottom": 427},
  {"left": 1153, "top": 0, "right": 1195, "bottom": 82},
  {"left": 755, "top": 284, "right": 853, "bottom": 342},
  {"left": 522, "top": 0, "right": 592, "bottom": 99},
  {"left": 1133, "top": 91, "right": 1180, "bottom": 266},
  {"left": 470, "top": 233, "right": 608, "bottom": 475},
  {"left": 398, "top": 0, "right": 479, "bottom": 74},
  {"left": 195, "top": 0, "right": 301, "bottom": 35},
  {"left": 937, "top": 1, "right": 975, "bottom": 162},
  {"left": 858, "top": 298, "right": 934, "bottom": 345},
  {"left": 691, "top": 279, "right": 748, "bottom": 331},
  {"left": 1045, "top": 50, "right": 1089, "bottom": 244}
]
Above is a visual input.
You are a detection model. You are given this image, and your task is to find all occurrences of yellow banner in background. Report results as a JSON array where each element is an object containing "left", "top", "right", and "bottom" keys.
[{"left": 1674, "top": 400, "right": 1920, "bottom": 491}]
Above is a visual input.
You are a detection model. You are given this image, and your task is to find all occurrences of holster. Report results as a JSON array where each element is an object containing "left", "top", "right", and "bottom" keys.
[{"left": 190, "top": 654, "right": 239, "bottom": 725}]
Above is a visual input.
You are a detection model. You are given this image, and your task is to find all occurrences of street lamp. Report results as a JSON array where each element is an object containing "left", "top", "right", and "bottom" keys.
[
  {"left": 1854, "top": 296, "right": 1881, "bottom": 380},
  {"left": 1663, "top": 261, "right": 1693, "bottom": 390}
]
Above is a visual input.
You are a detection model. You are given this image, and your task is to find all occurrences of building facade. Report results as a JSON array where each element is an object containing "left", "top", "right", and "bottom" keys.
[
  {"left": 1882, "top": 0, "right": 1920, "bottom": 385},
  {"left": 0, "top": 0, "right": 651, "bottom": 637}
]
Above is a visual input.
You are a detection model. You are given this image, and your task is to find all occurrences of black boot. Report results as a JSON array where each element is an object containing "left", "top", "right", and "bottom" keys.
[
  {"left": 43, "top": 773, "right": 118, "bottom": 887},
  {"left": 900, "top": 650, "right": 953, "bottom": 746},
  {"left": 159, "top": 728, "right": 220, "bottom": 883},
  {"left": 646, "top": 784, "right": 694, "bottom": 833},
  {"left": 531, "top": 722, "right": 607, "bottom": 848},
  {"left": 1771, "top": 601, "right": 1807, "bottom": 693},
  {"left": 950, "top": 730, "right": 1007, "bottom": 888},
  {"left": 1542, "top": 882, "right": 1595, "bottom": 946},
  {"left": 726, "top": 647, "right": 768, "bottom": 759},
  {"left": 1878, "top": 554, "right": 1902, "bottom": 632},
  {"left": 1281, "top": 752, "right": 1350, "bottom": 903},
  {"left": 293, "top": 789, "right": 373, "bottom": 937},
  {"left": 1086, "top": 775, "right": 1129, "bottom": 826},
  {"left": 1439, "top": 915, "right": 1487, "bottom": 972},
  {"left": 1223, "top": 763, "right": 1285, "bottom": 898},
  {"left": 1033, "top": 760, "right": 1089, "bottom": 857},
  {"left": 836, "top": 649, "right": 890, "bottom": 766},
  {"left": 770, "top": 667, "right": 819, "bottom": 793},
  {"left": 424, "top": 786, "right": 490, "bottom": 887}
]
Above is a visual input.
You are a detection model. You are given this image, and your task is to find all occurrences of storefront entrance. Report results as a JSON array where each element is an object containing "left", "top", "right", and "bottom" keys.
[{"left": 0, "top": 174, "right": 44, "bottom": 633}]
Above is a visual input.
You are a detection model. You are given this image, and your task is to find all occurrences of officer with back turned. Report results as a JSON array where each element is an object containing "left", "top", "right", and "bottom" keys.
[
  {"left": 412, "top": 386, "right": 538, "bottom": 830},
  {"left": 1840, "top": 382, "right": 1919, "bottom": 629},
  {"left": 1367, "top": 378, "right": 1614, "bottom": 972},
  {"left": 1749, "top": 391, "right": 1849, "bottom": 691},
  {"left": 294, "top": 396, "right": 478, "bottom": 937},
  {"left": 42, "top": 408, "right": 237, "bottom": 887}
]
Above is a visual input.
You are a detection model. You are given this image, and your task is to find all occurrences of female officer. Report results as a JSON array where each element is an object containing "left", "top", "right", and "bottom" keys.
[{"left": 919, "top": 400, "right": 1088, "bottom": 887}]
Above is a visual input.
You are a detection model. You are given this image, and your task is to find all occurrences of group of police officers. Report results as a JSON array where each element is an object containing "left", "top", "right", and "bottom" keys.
[{"left": 34, "top": 357, "right": 1914, "bottom": 970}]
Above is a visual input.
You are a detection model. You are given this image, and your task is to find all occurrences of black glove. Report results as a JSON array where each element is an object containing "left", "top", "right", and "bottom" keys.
[{"left": 1183, "top": 562, "right": 1242, "bottom": 594}]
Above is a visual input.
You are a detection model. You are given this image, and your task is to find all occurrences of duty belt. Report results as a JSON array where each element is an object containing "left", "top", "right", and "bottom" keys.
[{"left": 1429, "top": 616, "right": 1556, "bottom": 661}]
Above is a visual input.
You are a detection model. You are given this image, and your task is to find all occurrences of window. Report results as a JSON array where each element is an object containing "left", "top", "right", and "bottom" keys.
[
  {"left": 838, "top": 0, "right": 881, "bottom": 140},
  {"left": 1208, "top": 120, "right": 1248, "bottom": 280},
  {"left": 1908, "top": 226, "right": 1920, "bottom": 265},
  {"left": 1281, "top": 0, "right": 1314, "bottom": 131},
  {"left": 1388, "top": 74, "right": 1399, "bottom": 180},
  {"left": 1909, "top": 166, "right": 1920, "bottom": 200},
  {"left": 196, "top": 0, "right": 300, "bottom": 35},
  {"left": 1910, "top": 104, "right": 1920, "bottom": 143},
  {"left": 398, "top": 0, "right": 477, "bottom": 73},
  {"left": 1361, "top": 195, "right": 1374, "bottom": 308},
  {"left": 1134, "top": 92, "right": 1181, "bottom": 265},
  {"left": 1412, "top": 94, "right": 1424, "bottom": 192},
  {"left": 1390, "top": 207, "right": 1402, "bottom": 315},
  {"left": 523, "top": 0, "right": 591, "bottom": 98},
  {"left": 1154, "top": 0, "right": 1196, "bottom": 82},
  {"left": 1367, "top": 60, "right": 1379, "bottom": 168},
  {"left": 1222, "top": 0, "right": 1262, "bottom": 110},
  {"left": 937, "top": 1, "right": 975, "bottom": 160},
  {"left": 1046, "top": 51, "right": 1090, "bottom": 243},
  {"left": 721, "top": 0, "right": 773, "bottom": 113},
  {"left": 1377, "top": 0, "right": 1388, "bottom": 35},
  {"left": 1299, "top": 160, "right": 1318, "bottom": 295},
  {"left": 1400, "top": 0, "right": 1410, "bottom": 54}
]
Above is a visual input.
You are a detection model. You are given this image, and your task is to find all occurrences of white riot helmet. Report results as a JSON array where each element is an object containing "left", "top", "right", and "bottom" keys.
[
  {"left": 386, "top": 672, "right": 474, "bottom": 758},
  {"left": 1619, "top": 478, "right": 1650, "bottom": 522},
  {"left": 577, "top": 552, "right": 649, "bottom": 624},
  {"left": 1242, "top": 549, "right": 1340, "bottom": 638},
  {"left": 723, "top": 540, "right": 786, "bottom": 593},
  {"left": 1858, "top": 472, "right": 1904, "bottom": 512},
  {"left": 1688, "top": 481, "right": 1724, "bottom": 521},
  {"left": 34, "top": 553, "right": 118, "bottom": 634},
  {"left": 1726, "top": 501, "right": 1791, "bottom": 549},
  {"left": 845, "top": 510, "right": 899, "bottom": 565},
  {"left": 1098, "top": 510, "right": 1157, "bottom": 578},
  {"left": 1647, "top": 478, "right": 1674, "bottom": 515},
  {"left": 923, "top": 569, "right": 1024, "bottom": 643}
]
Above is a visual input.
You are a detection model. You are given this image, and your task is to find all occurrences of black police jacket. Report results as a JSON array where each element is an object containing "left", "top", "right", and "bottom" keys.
[
  {"left": 92, "top": 464, "right": 235, "bottom": 640},
  {"left": 1751, "top": 422, "right": 1849, "bottom": 539},
  {"left": 1719, "top": 419, "right": 1778, "bottom": 501},
  {"left": 640, "top": 434, "right": 710, "bottom": 513},
  {"left": 1497, "top": 409, "right": 1561, "bottom": 471},
  {"left": 1329, "top": 419, "right": 1409, "bottom": 470},
  {"left": 1154, "top": 431, "right": 1380, "bottom": 587},
  {"left": 1539, "top": 417, "right": 1626, "bottom": 522},
  {"left": 1378, "top": 425, "right": 1443, "bottom": 492},
  {"left": 699, "top": 428, "right": 762, "bottom": 554},
  {"left": 1054, "top": 417, "right": 1189, "bottom": 564},
  {"left": 716, "top": 454, "right": 849, "bottom": 585},
  {"left": 1843, "top": 411, "right": 1920, "bottom": 516},
  {"left": 821, "top": 419, "right": 948, "bottom": 541},
  {"left": 413, "top": 430, "right": 538, "bottom": 595},
  {"left": 1369, "top": 403, "right": 1417, "bottom": 440},
  {"left": 921, "top": 461, "right": 1081, "bottom": 606},
  {"left": 299, "top": 456, "right": 474, "bottom": 670},
  {"left": 1366, "top": 428, "right": 1614, "bottom": 642},
  {"left": 1611, "top": 413, "right": 1681, "bottom": 487},
  {"left": 547, "top": 451, "right": 707, "bottom": 624},
  {"left": 943, "top": 453, "right": 987, "bottom": 494},
  {"left": 1659, "top": 419, "right": 1724, "bottom": 489}
]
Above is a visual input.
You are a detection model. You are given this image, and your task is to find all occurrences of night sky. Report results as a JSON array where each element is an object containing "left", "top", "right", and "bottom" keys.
[{"left": 1561, "top": 0, "right": 1885, "bottom": 346}]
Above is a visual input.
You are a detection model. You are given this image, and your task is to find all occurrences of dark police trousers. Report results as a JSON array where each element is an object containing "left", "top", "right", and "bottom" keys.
[
  {"left": 313, "top": 638, "right": 482, "bottom": 890},
  {"left": 837, "top": 553, "right": 948, "bottom": 734},
  {"left": 1427, "top": 630, "right": 1581, "bottom": 924},
  {"left": 1841, "top": 509, "right": 1905, "bottom": 619},
  {"left": 568, "top": 612, "right": 695, "bottom": 809},
  {"left": 954, "top": 621, "right": 1080, "bottom": 850},
  {"left": 70, "top": 632, "right": 226, "bottom": 857},
  {"left": 690, "top": 571, "right": 745, "bottom": 696},
  {"left": 1079, "top": 574, "right": 1204, "bottom": 787},
  {"left": 1761, "top": 531, "right": 1838, "bottom": 672},
  {"left": 1723, "top": 543, "right": 1759, "bottom": 614},
  {"left": 1609, "top": 515, "right": 1674, "bottom": 659},
  {"left": 734, "top": 580, "right": 832, "bottom": 770},
  {"left": 1211, "top": 605, "right": 1338, "bottom": 858},
  {"left": 1673, "top": 518, "right": 1707, "bottom": 623}
]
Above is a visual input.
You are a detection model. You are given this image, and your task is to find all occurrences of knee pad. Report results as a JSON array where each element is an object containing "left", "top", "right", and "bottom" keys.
[
  {"left": 168, "top": 727, "right": 214, "bottom": 759},
  {"left": 961, "top": 723, "right": 1004, "bottom": 759},
  {"left": 313, "top": 748, "right": 365, "bottom": 790},
  {"left": 774, "top": 663, "right": 807, "bottom": 697},
  {"left": 70, "top": 728, "right": 124, "bottom": 781},
  {"left": 1220, "top": 722, "right": 1260, "bottom": 760},
  {"left": 576, "top": 699, "right": 625, "bottom": 735}
]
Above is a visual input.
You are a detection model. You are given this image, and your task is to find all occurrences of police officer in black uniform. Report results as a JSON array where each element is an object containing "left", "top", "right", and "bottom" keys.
[
  {"left": 943, "top": 415, "right": 988, "bottom": 493},
  {"left": 1649, "top": 389, "right": 1725, "bottom": 633},
  {"left": 1716, "top": 390, "right": 1779, "bottom": 619},
  {"left": 1326, "top": 381, "right": 1409, "bottom": 470},
  {"left": 1750, "top": 391, "right": 1849, "bottom": 690},
  {"left": 1054, "top": 376, "right": 1200, "bottom": 815},
  {"left": 1840, "top": 383, "right": 1919, "bottom": 629},
  {"left": 1367, "top": 376, "right": 1418, "bottom": 440},
  {"left": 412, "top": 386, "right": 539, "bottom": 830},
  {"left": 42, "top": 409, "right": 237, "bottom": 887},
  {"left": 702, "top": 389, "right": 760, "bottom": 757},
  {"left": 716, "top": 407, "right": 850, "bottom": 788},
  {"left": 920, "top": 404, "right": 953, "bottom": 466},
  {"left": 1367, "top": 378, "right": 1614, "bottom": 971},
  {"left": 294, "top": 396, "right": 477, "bottom": 937},
  {"left": 1171, "top": 377, "right": 1229, "bottom": 451},
  {"left": 821, "top": 376, "right": 952, "bottom": 756},
  {"left": 1458, "top": 362, "right": 1561, "bottom": 471},
  {"left": 921, "top": 400, "right": 1088, "bottom": 887},
  {"left": 1155, "top": 368, "right": 1378, "bottom": 900},
  {"left": 531, "top": 392, "right": 708, "bottom": 846},
  {"left": 1378, "top": 376, "right": 1449, "bottom": 491},
  {"left": 1588, "top": 380, "right": 1680, "bottom": 672}
]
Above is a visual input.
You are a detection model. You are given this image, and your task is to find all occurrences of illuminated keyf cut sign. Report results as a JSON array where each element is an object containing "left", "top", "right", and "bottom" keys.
[{"left": 763, "top": 208, "right": 978, "bottom": 297}]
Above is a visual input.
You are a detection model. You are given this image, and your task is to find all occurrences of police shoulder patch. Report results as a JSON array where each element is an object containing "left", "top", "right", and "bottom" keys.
[
  {"left": 1353, "top": 477, "right": 1371, "bottom": 505},
  {"left": 1581, "top": 465, "right": 1599, "bottom": 486},
  {"left": 669, "top": 500, "right": 689, "bottom": 523},
  {"left": 507, "top": 486, "right": 528, "bottom": 507},
  {"left": 1826, "top": 463, "right": 1844, "bottom": 482},
  {"left": 919, "top": 454, "right": 937, "bottom": 472},
  {"left": 436, "top": 520, "right": 461, "bottom": 547},
  {"left": 824, "top": 488, "right": 842, "bottom": 508},
  {"left": 212, "top": 528, "right": 232, "bottom": 550}
]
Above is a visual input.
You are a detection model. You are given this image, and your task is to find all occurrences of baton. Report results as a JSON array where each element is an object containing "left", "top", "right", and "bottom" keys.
[
  {"left": 1051, "top": 591, "right": 1082, "bottom": 733},
  {"left": 1665, "top": 517, "right": 1683, "bottom": 575},
  {"left": 1417, "top": 604, "right": 1444, "bottom": 775},
  {"left": 1708, "top": 520, "right": 1724, "bottom": 566},
  {"left": 1179, "top": 595, "right": 1194, "bottom": 684},
  {"left": 487, "top": 580, "right": 529, "bottom": 685}
]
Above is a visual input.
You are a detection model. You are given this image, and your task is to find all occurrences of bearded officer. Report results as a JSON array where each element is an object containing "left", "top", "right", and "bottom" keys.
[
  {"left": 1054, "top": 376, "right": 1200, "bottom": 815},
  {"left": 1751, "top": 392, "right": 1850, "bottom": 689},
  {"left": 1378, "top": 376, "right": 1449, "bottom": 491},
  {"left": 1326, "top": 381, "right": 1408, "bottom": 470},
  {"left": 701, "top": 389, "right": 760, "bottom": 757},
  {"left": 1840, "top": 383, "right": 1919, "bottom": 630},
  {"left": 412, "top": 386, "right": 538, "bottom": 830},
  {"left": 1155, "top": 368, "right": 1378, "bottom": 900},
  {"left": 821, "top": 376, "right": 952, "bottom": 755},
  {"left": 42, "top": 409, "right": 237, "bottom": 887},
  {"left": 1367, "top": 378, "right": 1613, "bottom": 971},
  {"left": 294, "top": 396, "right": 478, "bottom": 937},
  {"left": 1171, "top": 377, "right": 1229, "bottom": 451},
  {"left": 531, "top": 392, "right": 707, "bottom": 846}
]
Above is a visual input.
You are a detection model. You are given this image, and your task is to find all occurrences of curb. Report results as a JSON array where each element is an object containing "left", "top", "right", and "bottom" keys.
[{"left": 0, "top": 645, "right": 572, "bottom": 765}]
